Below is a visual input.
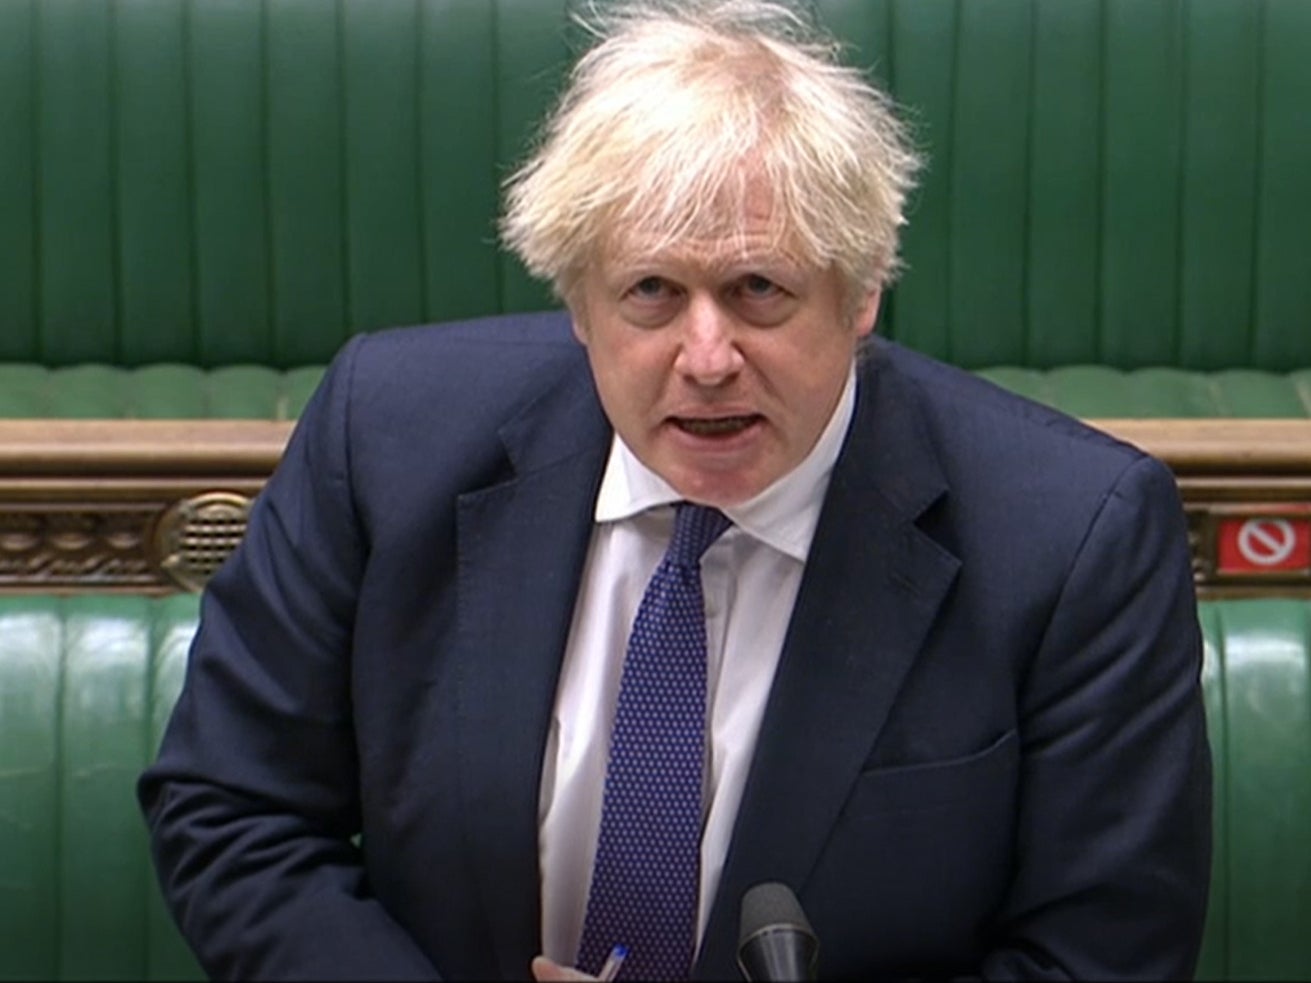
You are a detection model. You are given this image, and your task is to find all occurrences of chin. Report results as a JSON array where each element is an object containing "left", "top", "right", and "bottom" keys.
[{"left": 667, "top": 471, "right": 767, "bottom": 508}]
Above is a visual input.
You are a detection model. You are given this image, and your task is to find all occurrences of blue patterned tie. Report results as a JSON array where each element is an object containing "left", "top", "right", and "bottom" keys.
[{"left": 576, "top": 503, "right": 732, "bottom": 981}]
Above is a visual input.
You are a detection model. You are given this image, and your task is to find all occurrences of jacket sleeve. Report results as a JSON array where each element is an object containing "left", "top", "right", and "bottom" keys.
[
  {"left": 138, "top": 335, "right": 441, "bottom": 980},
  {"left": 980, "top": 453, "right": 1213, "bottom": 980}
]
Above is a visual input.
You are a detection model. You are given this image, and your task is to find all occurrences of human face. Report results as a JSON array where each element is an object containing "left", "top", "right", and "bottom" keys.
[{"left": 570, "top": 220, "right": 880, "bottom": 507}]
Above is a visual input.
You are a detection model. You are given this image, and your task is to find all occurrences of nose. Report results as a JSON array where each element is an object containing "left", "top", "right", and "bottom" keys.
[{"left": 674, "top": 295, "right": 743, "bottom": 386}]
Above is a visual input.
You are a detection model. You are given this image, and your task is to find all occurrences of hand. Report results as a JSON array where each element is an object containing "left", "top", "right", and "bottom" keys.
[{"left": 530, "top": 955, "right": 595, "bottom": 981}]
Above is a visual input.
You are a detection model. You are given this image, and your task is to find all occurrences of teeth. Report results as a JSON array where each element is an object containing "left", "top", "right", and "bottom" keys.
[{"left": 680, "top": 416, "right": 752, "bottom": 435}]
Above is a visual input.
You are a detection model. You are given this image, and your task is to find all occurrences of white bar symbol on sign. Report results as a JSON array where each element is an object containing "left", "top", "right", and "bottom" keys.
[{"left": 1236, "top": 519, "right": 1297, "bottom": 567}]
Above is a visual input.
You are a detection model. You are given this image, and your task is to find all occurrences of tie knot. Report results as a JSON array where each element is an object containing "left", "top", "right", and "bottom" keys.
[{"left": 666, "top": 503, "right": 731, "bottom": 567}]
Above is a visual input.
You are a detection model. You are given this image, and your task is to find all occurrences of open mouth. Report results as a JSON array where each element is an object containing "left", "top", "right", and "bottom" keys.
[{"left": 674, "top": 415, "right": 761, "bottom": 437}]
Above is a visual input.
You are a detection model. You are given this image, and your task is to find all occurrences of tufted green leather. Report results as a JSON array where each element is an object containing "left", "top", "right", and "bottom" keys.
[
  {"left": 1196, "top": 599, "right": 1311, "bottom": 981},
  {"left": 977, "top": 365, "right": 1311, "bottom": 418},
  {"left": 0, "top": 0, "right": 1307, "bottom": 370},
  {"left": 0, "top": 364, "right": 324, "bottom": 419},
  {"left": 0, "top": 595, "right": 1307, "bottom": 980},
  {"left": 0, "top": 361, "right": 1308, "bottom": 420},
  {"left": 0, "top": 595, "right": 203, "bottom": 981}
]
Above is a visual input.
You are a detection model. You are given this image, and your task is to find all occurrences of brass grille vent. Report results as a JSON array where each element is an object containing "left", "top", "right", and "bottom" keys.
[{"left": 154, "top": 492, "right": 254, "bottom": 593}]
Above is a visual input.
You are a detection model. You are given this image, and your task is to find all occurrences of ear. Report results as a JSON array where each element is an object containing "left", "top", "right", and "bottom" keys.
[
  {"left": 561, "top": 275, "right": 591, "bottom": 346},
  {"left": 853, "top": 289, "right": 882, "bottom": 338},
  {"left": 568, "top": 308, "right": 590, "bottom": 346}
]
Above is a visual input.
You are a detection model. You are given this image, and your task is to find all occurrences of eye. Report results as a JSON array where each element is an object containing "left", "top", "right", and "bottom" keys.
[
  {"left": 740, "top": 273, "right": 781, "bottom": 298},
  {"left": 729, "top": 272, "right": 797, "bottom": 326},
  {"left": 628, "top": 276, "right": 672, "bottom": 300},
  {"left": 619, "top": 275, "right": 682, "bottom": 327}
]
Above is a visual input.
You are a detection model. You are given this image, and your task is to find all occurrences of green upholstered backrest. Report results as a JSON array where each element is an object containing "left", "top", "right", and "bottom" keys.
[
  {"left": 0, "top": 595, "right": 203, "bottom": 982},
  {"left": 1, "top": 0, "right": 1308, "bottom": 371},
  {"left": 0, "top": 595, "right": 1308, "bottom": 980},
  {"left": 1196, "top": 599, "right": 1311, "bottom": 981},
  {"left": 0, "top": 364, "right": 324, "bottom": 419},
  {"left": 0, "top": 361, "right": 1308, "bottom": 420},
  {"left": 976, "top": 366, "right": 1311, "bottom": 419}
]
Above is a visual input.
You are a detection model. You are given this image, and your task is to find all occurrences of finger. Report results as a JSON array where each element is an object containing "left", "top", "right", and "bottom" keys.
[{"left": 530, "top": 954, "right": 595, "bottom": 981}]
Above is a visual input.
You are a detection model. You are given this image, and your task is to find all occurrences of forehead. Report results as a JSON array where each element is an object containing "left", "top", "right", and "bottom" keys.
[
  {"left": 602, "top": 227, "right": 807, "bottom": 279},
  {"left": 596, "top": 171, "right": 815, "bottom": 273}
]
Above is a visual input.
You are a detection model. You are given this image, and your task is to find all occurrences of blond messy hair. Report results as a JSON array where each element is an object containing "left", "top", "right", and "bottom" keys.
[{"left": 499, "top": 0, "right": 922, "bottom": 307}]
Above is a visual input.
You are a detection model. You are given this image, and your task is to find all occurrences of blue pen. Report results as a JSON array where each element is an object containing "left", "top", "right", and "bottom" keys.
[{"left": 596, "top": 944, "right": 628, "bottom": 982}]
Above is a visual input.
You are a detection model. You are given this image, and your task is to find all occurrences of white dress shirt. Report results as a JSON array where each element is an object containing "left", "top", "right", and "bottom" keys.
[{"left": 537, "top": 366, "right": 858, "bottom": 965}]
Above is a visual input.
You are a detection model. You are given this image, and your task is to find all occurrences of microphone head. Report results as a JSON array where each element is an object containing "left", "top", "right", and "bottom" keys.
[
  {"left": 739, "top": 882, "right": 814, "bottom": 941},
  {"left": 737, "top": 882, "right": 818, "bottom": 981}
]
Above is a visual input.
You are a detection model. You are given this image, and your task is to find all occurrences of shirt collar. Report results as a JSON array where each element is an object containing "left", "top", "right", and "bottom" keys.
[{"left": 593, "top": 364, "right": 857, "bottom": 562}]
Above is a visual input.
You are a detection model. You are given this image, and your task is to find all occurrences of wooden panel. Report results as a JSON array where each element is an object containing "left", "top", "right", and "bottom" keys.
[
  {"left": 0, "top": 419, "right": 1309, "bottom": 596},
  {"left": 0, "top": 421, "right": 282, "bottom": 593}
]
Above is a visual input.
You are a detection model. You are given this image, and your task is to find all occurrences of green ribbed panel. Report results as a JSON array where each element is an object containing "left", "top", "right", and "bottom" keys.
[
  {"left": 418, "top": 0, "right": 501, "bottom": 321},
  {"left": 976, "top": 365, "right": 1311, "bottom": 418},
  {"left": 35, "top": 0, "right": 118, "bottom": 364},
  {"left": 493, "top": 0, "right": 569, "bottom": 315},
  {"left": 1197, "top": 600, "right": 1311, "bottom": 981},
  {"left": 0, "top": 364, "right": 326, "bottom": 418},
  {"left": 2, "top": 0, "right": 1308, "bottom": 370},
  {"left": 943, "top": 0, "right": 1033, "bottom": 368},
  {"left": 0, "top": 599, "right": 61, "bottom": 979},
  {"left": 0, "top": 0, "right": 38, "bottom": 361},
  {"left": 116, "top": 0, "right": 195, "bottom": 365},
  {"left": 1100, "top": 0, "right": 1184, "bottom": 367},
  {"left": 1196, "top": 602, "right": 1229, "bottom": 983},
  {"left": 0, "top": 593, "right": 1306, "bottom": 980},
  {"left": 1178, "top": 0, "right": 1261, "bottom": 371},
  {"left": 873, "top": 0, "right": 955, "bottom": 359},
  {"left": 877, "top": 0, "right": 1310, "bottom": 371},
  {"left": 0, "top": 595, "right": 203, "bottom": 982},
  {"left": 0, "top": 0, "right": 565, "bottom": 368},
  {"left": 0, "top": 362, "right": 1307, "bottom": 420},
  {"left": 1253, "top": 1, "right": 1311, "bottom": 369},
  {"left": 341, "top": 0, "right": 425, "bottom": 339},
  {"left": 266, "top": 0, "right": 347, "bottom": 365}
]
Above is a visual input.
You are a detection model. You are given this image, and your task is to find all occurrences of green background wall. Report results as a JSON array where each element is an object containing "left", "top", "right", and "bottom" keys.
[{"left": 0, "top": 0, "right": 1307, "bottom": 370}]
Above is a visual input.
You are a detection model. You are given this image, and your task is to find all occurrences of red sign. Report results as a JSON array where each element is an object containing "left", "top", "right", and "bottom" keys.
[{"left": 1216, "top": 515, "right": 1311, "bottom": 575}]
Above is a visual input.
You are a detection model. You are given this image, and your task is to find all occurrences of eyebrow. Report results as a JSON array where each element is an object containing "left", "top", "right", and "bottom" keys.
[{"left": 606, "top": 250, "right": 806, "bottom": 280}]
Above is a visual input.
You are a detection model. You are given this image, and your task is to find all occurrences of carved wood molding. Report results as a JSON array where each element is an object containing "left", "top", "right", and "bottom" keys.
[
  {"left": 0, "top": 421, "right": 283, "bottom": 594},
  {"left": 1099, "top": 421, "right": 1311, "bottom": 597},
  {"left": 1, "top": 419, "right": 1309, "bottom": 597}
]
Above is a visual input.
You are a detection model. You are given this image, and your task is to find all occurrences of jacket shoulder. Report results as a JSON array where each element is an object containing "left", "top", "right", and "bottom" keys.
[{"left": 867, "top": 340, "right": 1147, "bottom": 473}]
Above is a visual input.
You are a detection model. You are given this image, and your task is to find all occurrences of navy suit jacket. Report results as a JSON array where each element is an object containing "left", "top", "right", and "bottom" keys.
[{"left": 140, "top": 311, "right": 1211, "bottom": 980}]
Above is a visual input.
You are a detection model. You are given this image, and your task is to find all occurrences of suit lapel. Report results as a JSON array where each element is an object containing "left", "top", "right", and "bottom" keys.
[
  {"left": 697, "top": 345, "right": 962, "bottom": 978},
  {"left": 452, "top": 365, "right": 611, "bottom": 979}
]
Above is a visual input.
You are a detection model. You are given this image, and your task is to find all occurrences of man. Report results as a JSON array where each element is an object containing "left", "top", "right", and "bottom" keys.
[{"left": 139, "top": 1, "right": 1211, "bottom": 980}]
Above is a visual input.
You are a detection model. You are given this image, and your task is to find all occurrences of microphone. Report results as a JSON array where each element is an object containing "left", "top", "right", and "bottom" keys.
[{"left": 737, "top": 882, "right": 819, "bottom": 981}]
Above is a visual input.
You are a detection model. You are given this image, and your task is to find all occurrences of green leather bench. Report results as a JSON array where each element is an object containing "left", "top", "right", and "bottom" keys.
[
  {"left": 1, "top": 596, "right": 1307, "bottom": 981},
  {"left": 0, "top": 363, "right": 1308, "bottom": 420},
  {"left": 0, "top": 0, "right": 1307, "bottom": 379}
]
